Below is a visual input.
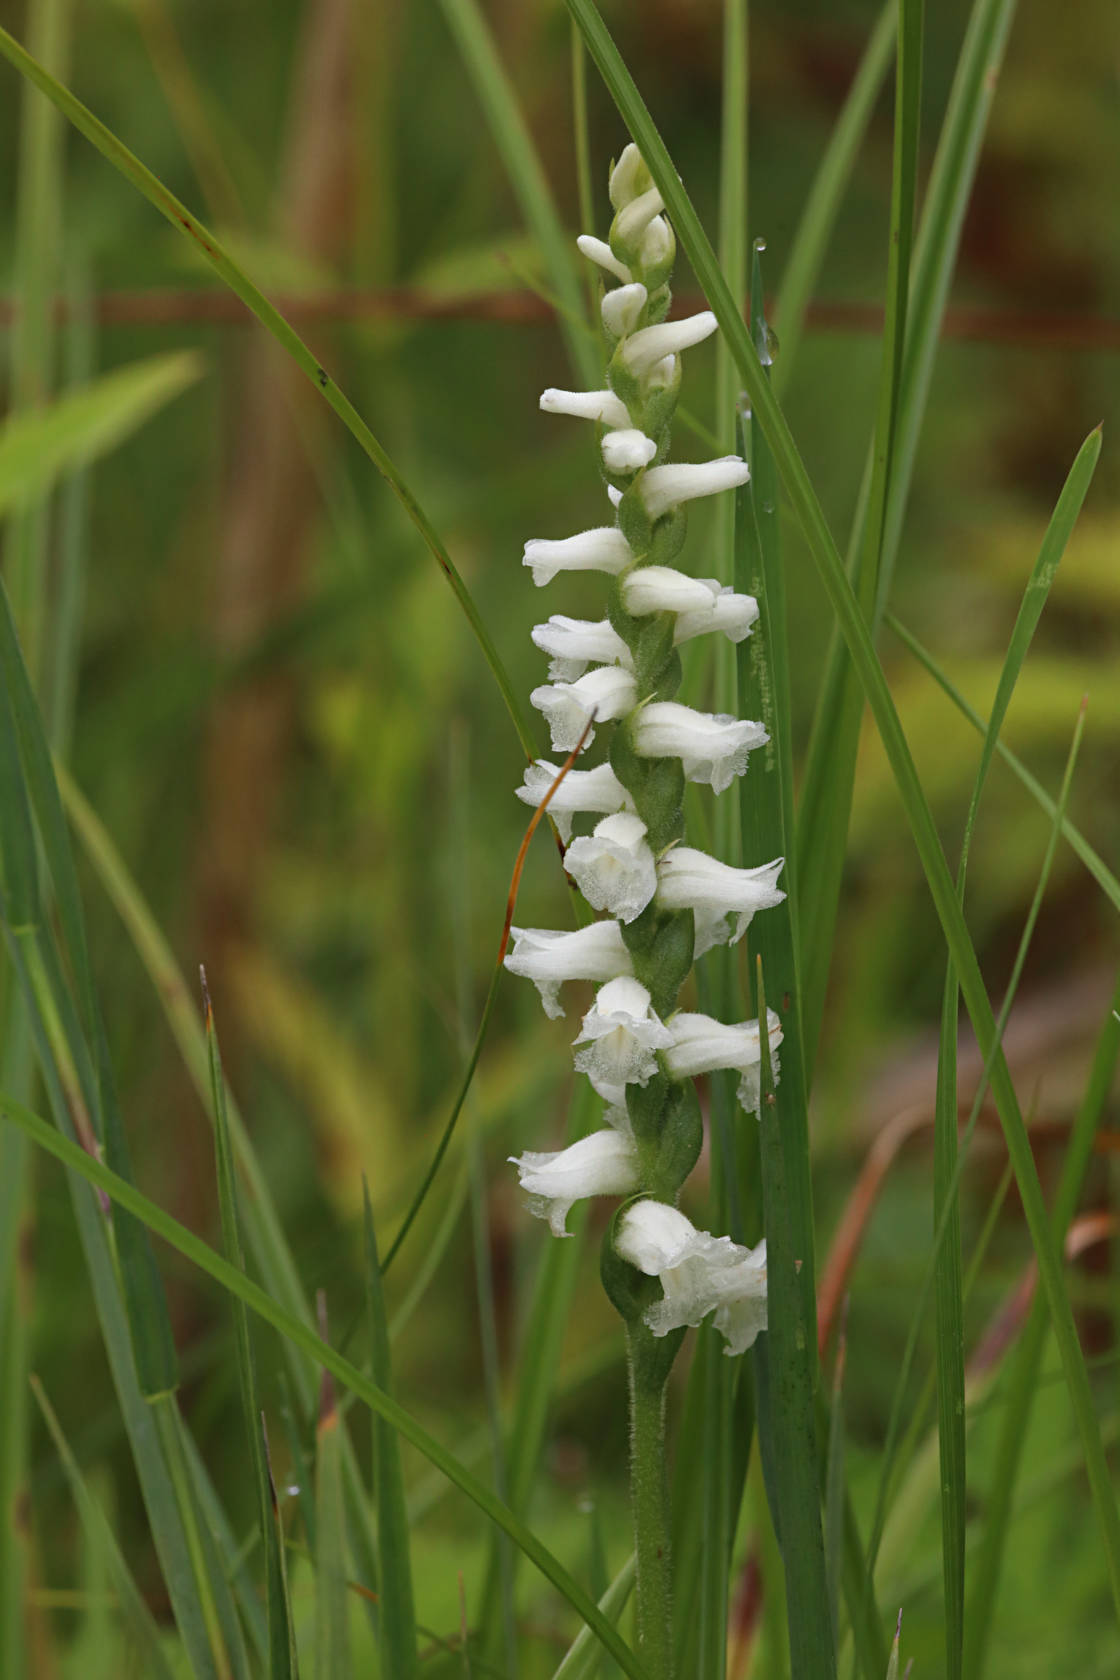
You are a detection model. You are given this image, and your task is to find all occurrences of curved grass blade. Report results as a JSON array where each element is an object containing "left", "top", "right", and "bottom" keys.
[
  {"left": 1, "top": 1088, "right": 651, "bottom": 1680},
  {"left": 363, "top": 1184, "right": 418, "bottom": 1680},
  {"left": 204, "top": 979, "right": 294, "bottom": 1680},
  {"left": 436, "top": 0, "right": 597, "bottom": 390},
  {"left": 884, "top": 614, "right": 1120, "bottom": 916},
  {"left": 0, "top": 22, "right": 537, "bottom": 760},
  {"left": 315, "top": 1295, "right": 350, "bottom": 1680},
  {"left": 554, "top": 1555, "right": 636, "bottom": 1680},
  {"left": 562, "top": 2, "right": 1120, "bottom": 1624},
  {"left": 30, "top": 1375, "right": 177, "bottom": 1680}
]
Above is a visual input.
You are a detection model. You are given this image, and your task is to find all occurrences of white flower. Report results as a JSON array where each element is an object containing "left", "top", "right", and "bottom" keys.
[
  {"left": 608, "top": 143, "right": 650, "bottom": 209},
  {"left": 576, "top": 234, "right": 632, "bottom": 285},
  {"left": 573, "top": 976, "right": 672, "bottom": 1098},
  {"left": 504, "top": 922, "right": 632, "bottom": 1018},
  {"left": 673, "top": 580, "right": 759, "bottom": 645},
  {"left": 540, "top": 387, "right": 631, "bottom": 429},
  {"left": 606, "top": 483, "right": 623, "bottom": 509},
  {"left": 637, "top": 214, "right": 674, "bottom": 273},
  {"left": 663, "top": 1009, "right": 783, "bottom": 1115},
  {"left": 511, "top": 1130, "right": 639, "bottom": 1237},
  {"left": 523, "top": 526, "right": 632, "bottom": 588},
  {"left": 514, "top": 758, "right": 633, "bottom": 842},
  {"left": 640, "top": 456, "right": 751, "bottom": 519},
  {"left": 631, "top": 702, "right": 767, "bottom": 794},
  {"left": 621, "top": 565, "right": 719, "bottom": 618},
  {"left": 619, "top": 312, "right": 718, "bottom": 378},
  {"left": 564, "top": 812, "right": 657, "bottom": 922},
  {"left": 530, "top": 615, "right": 631, "bottom": 681},
  {"left": 531, "top": 665, "right": 637, "bottom": 753},
  {"left": 601, "top": 282, "right": 648, "bottom": 340},
  {"left": 656, "top": 848, "right": 785, "bottom": 956},
  {"left": 613, "top": 184, "right": 665, "bottom": 251},
  {"left": 615, "top": 1201, "right": 768, "bottom": 1354},
  {"left": 602, "top": 428, "right": 658, "bottom": 474}
]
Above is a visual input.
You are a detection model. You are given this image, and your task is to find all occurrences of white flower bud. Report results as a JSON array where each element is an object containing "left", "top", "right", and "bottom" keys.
[
  {"left": 621, "top": 565, "right": 718, "bottom": 618},
  {"left": 663, "top": 1009, "right": 783, "bottom": 1115},
  {"left": 576, "top": 234, "right": 633, "bottom": 285},
  {"left": 523, "top": 526, "right": 632, "bottom": 588},
  {"left": 613, "top": 184, "right": 665, "bottom": 252},
  {"left": 619, "top": 311, "right": 718, "bottom": 377},
  {"left": 673, "top": 580, "right": 759, "bottom": 645},
  {"left": 608, "top": 142, "right": 651, "bottom": 210},
  {"left": 656, "top": 848, "right": 785, "bottom": 955},
  {"left": 504, "top": 921, "right": 632, "bottom": 1019},
  {"left": 511, "top": 1130, "right": 639, "bottom": 1237},
  {"left": 531, "top": 615, "right": 631, "bottom": 682},
  {"left": 540, "top": 387, "right": 631, "bottom": 428},
  {"left": 637, "top": 214, "right": 675, "bottom": 273},
  {"left": 573, "top": 976, "right": 672, "bottom": 1098},
  {"left": 514, "top": 758, "right": 634, "bottom": 843},
  {"left": 601, "top": 282, "right": 649, "bottom": 340},
  {"left": 631, "top": 702, "right": 767, "bottom": 794},
  {"left": 564, "top": 812, "right": 657, "bottom": 922},
  {"left": 640, "top": 456, "right": 751, "bottom": 520},
  {"left": 616, "top": 1200, "right": 768, "bottom": 1354},
  {"left": 601, "top": 428, "right": 658, "bottom": 474},
  {"left": 531, "top": 665, "right": 637, "bottom": 753}
]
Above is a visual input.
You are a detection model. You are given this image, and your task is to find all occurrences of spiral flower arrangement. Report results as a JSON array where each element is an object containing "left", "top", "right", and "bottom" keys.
[{"left": 504, "top": 144, "right": 785, "bottom": 1364}]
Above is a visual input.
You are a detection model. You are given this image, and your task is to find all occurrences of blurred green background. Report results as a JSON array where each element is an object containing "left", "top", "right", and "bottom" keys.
[{"left": 2, "top": 0, "right": 1118, "bottom": 1671}]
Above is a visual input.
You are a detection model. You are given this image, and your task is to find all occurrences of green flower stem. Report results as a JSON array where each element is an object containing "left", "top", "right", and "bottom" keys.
[{"left": 627, "top": 1328, "right": 673, "bottom": 1680}]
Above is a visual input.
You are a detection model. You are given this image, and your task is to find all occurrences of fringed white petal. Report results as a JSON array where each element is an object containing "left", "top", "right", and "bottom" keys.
[
  {"left": 673, "top": 580, "right": 759, "bottom": 645},
  {"left": 531, "top": 665, "right": 637, "bottom": 754},
  {"left": 530, "top": 615, "right": 631, "bottom": 681},
  {"left": 513, "top": 758, "right": 633, "bottom": 843},
  {"left": 621, "top": 565, "right": 718, "bottom": 617},
  {"left": 504, "top": 922, "right": 632, "bottom": 1018},
  {"left": 511, "top": 1130, "right": 639, "bottom": 1236},
  {"left": 523, "top": 526, "right": 632, "bottom": 588},
  {"left": 656, "top": 849, "right": 784, "bottom": 955},
  {"left": 615, "top": 1200, "right": 769, "bottom": 1355},
  {"left": 564, "top": 813, "right": 657, "bottom": 923},
  {"left": 573, "top": 976, "right": 672, "bottom": 1097},
  {"left": 631, "top": 702, "right": 767, "bottom": 794},
  {"left": 663, "top": 1009, "right": 783, "bottom": 1116}
]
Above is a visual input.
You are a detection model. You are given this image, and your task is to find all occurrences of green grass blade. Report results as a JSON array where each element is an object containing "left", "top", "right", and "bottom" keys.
[
  {"left": 2, "top": 1089, "right": 652, "bottom": 1680},
  {"left": 562, "top": 4, "right": 1120, "bottom": 1622},
  {"left": 315, "top": 1296, "right": 351, "bottom": 1680},
  {"left": 932, "top": 423, "right": 1099, "bottom": 1680},
  {"left": 964, "top": 971, "right": 1120, "bottom": 1680},
  {"left": 755, "top": 962, "right": 835, "bottom": 1679},
  {"left": 823, "top": 1328, "right": 847, "bottom": 1647},
  {"left": 554, "top": 1556, "right": 636, "bottom": 1680},
  {"left": 436, "top": 0, "right": 597, "bottom": 390},
  {"left": 0, "top": 352, "right": 203, "bottom": 520},
  {"left": 884, "top": 613, "right": 1120, "bottom": 914},
  {"left": 363, "top": 1184, "right": 419, "bottom": 1680},
  {"left": 204, "top": 980, "right": 294, "bottom": 1680},
  {"left": 0, "top": 22, "right": 537, "bottom": 760},
  {"left": 796, "top": 0, "right": 924, "bottom": 1070},
  {"left": 773, "top": 0, "right": 896, "bottom": 395},
  {"left": 30, "top": 1374, "right": 177, "bottom": 1680}
]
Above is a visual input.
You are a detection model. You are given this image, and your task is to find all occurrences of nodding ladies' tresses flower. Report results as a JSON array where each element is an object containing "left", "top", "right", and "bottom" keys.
[
  {"left": 564, "top": 812, "right": 657, "bottom": 923},
  {"left": 531, "top": 615, "right": 631, "bottom": 682},
  {"left": 573, "top": 976, "right": 672, "bottom": 1098},
  {"left": 523, "top": 526, "right": 632, "bottom": 588},
  {"left": 531, "top": 664, "right": 637, "bottom": 753},
  {"left": 640, "top": 456, "right": 752, "bottom": 520},
  {"left": 615, "top": 1200, "right": 768, "bottom": 1355},
  {"left": 506, "top": 142, "right": 781, "bottom": 1362},
  {"left": 664, "top": 1009, "right": 784, "bottom": 1117},
  {"left": 657, "top": 847, "right": 786, "bottom": 957},
  {"left": 601, "top": 428, "right": 658, "bottom": 474},
  {"left": 504, "top": 921, "right": 632, "bottom": 1019},
  {"left": 540, "top": 386, "right": 631, "bottom": 428},
  {"left": 514, "top": 758, "right": 632, "bottom": 843},
  {"left": 511, "top": 1130, "right": 639, "bottom": 1237},
  {"left": 631, "top": 701, "right": 767, "bottom": 795}
]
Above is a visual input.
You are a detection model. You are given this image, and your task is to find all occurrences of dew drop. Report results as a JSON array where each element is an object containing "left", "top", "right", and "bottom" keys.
[
  {"left": 758, "top": 323, "right": 780, "bottom": 367},
  {"left": 752, "top": 235, "right": 767, "bottom": 253},
  {"left": 284, "top": 1484, "right": 301, "bottom": 1499}
]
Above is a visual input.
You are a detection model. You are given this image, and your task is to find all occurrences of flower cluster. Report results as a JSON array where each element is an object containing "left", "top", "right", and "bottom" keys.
[{"left": 505, "top": 145, "right": 783, "bottom": 1358}]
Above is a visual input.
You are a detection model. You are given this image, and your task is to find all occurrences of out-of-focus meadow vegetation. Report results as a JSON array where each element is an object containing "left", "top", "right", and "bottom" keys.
[{"left": 1, "top": 0, "right": 1118, "bottom": 1674}]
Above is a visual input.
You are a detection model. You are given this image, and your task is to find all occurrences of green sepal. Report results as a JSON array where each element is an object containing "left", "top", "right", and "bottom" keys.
[
  {"left": 642, "top": 284, "right": 671, "bottom": 326},
  {"left": 646, "top": 506, "right": 688, "bottom": 567},
  {"left": 631, "top": 614, "right": 677, "bottom": 695},
  {"left": 644, "top": 908, "right": 694, "bottom": 1015}
]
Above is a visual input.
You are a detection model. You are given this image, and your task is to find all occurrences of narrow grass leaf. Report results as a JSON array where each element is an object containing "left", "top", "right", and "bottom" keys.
[
  {"left": 204, "top": 979, "right": 293, "bottom": 1680},
  {"left": 0, "top": 1090, "right": 651, "bottom": 1678},
  {"left": 773, "top": 0, "right": 896, "bottom": 394},
  {"left": 823, "top": 1318, "right": 848, "bottom": 1646},
  {"left": 0, "top": 23, "right": 536, "bottom": 758},
  {"left": 0, "top": 353, "right": 202, "bottom": 519},
  {"left": 436, "top": 0, "right": 597, "bottom": 389},
  {"left": 554, "top": 1556, "right": 636, "bottom": 1680},
  {"left": 315, "top": 1295, "right": 351, "bottom": 1680},
  {"left": 562, "top": 1, "right": 1120, "bottom": 1620},
  {"left": 30, "top": 1375, "right": 177, "bottom": 1680},
  {"left": 363, "top": 1183, "right": 419, "bottom": 1680},
  {"left": 755, "top": 962, "right": 836, "bottom": 1679}
]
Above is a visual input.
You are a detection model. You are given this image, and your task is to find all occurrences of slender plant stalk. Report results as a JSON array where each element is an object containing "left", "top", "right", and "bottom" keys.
[{"left": 627, "top": 1333, "right": 673, "bottom": 1680}]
